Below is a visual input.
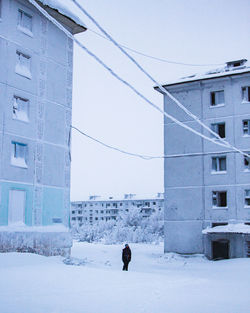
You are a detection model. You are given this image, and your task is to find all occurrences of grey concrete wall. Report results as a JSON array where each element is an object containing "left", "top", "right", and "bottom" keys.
[
  {"left": 164, "top": 221, "right": 204, "bottom": 253},
  {"left": 163, "top": 72, "right": 250, "bottom": 255}
]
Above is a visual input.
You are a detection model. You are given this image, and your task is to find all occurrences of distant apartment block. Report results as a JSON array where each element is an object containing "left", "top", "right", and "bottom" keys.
[
  {"left": 155, "top": 59, "right": 250, "bottom": 259},
  {"left": 70, "top": 193, "right": 164, "bottom": 226}
]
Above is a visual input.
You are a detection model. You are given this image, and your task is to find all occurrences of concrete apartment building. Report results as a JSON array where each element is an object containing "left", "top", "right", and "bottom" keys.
[
  {"left": 155, "top": 59, "right": 250, "bottom": 259},
  {"left": 0, "top": 0, "right": 86, "bottom": 255},
  {"left": 70, "top": 193, "right": 164, "bottom": 227}
]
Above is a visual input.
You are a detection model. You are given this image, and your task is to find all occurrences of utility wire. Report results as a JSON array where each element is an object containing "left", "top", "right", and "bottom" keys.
[
  {"left": 71, "top": 126, "right": 160, "bottom": 160},
  {"left": 72, "top": 0, "right": 250, "bottom": 159},
  {"left": 29, "top": 0, "right": 250, "bottom": 160},
  {"left": 87, "top": 28, "right": 224, "bottom": 67},
  {"left": 72, "top": 126, "right": 250, "bottom": 160}
]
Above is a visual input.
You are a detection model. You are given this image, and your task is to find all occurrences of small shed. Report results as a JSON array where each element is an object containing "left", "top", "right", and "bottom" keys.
[{"left": 202, "top": 224, "right": 250, "bottom": 260}]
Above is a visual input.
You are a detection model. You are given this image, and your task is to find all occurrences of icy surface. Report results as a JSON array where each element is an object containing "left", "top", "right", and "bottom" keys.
[
  {"left": 0, "top": 241, "right": 250, "bottom": 313},
  {"left": 10, "top": 156, "right": 28, "bottom": 168},
  {"left": 15, "top": 63, "right": 32, "bottom": 79},
  {"left": 203, "top": 223, "right": 250, "bottom": 234},
  {"left": 36, "top": 0, "right": 86, "bottom": 27}
]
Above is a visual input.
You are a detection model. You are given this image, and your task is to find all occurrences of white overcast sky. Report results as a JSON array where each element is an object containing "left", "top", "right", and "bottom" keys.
[{"left": 70, "top": 0, "right": 250, "bottom": 200}]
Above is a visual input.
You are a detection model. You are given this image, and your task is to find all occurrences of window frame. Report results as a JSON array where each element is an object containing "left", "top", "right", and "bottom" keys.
[
  {"left": 211, "top": 122, "right": 226, "bottom": 139},
  {"left": 11, "top": 141, "right": 28, "bottom": 168},
  {"left": 15, "top": 50, "right": 32, "bottom": 79},
  {"left": 210, "top": 90, "right": 225, "bottom": 107},
  {"left": 242, "top": 120, "right": 250, "bottom": 136},
  {"left": 244, "top": 154, "right": 250, "bottom": 171},
  {"left": 0, "top": 0, "right": 2, "bottom": 20},
  {"left": 242, "top": 86, "right": 250, "bottom": 103},
  {"left": 245, "top": 190, "right": 250, "bottom": 208},
  {"left": 12, "top": 95, "right": 29, "bottom": 122},
  {"left": 212, "top": 191, "right": 227, "bottom": 208},
  {"left": 17, "top": 8, "right": 33, "bottom": 37},
  {"left": 211, "top": 156, "right": 227, "bottom": 173}
]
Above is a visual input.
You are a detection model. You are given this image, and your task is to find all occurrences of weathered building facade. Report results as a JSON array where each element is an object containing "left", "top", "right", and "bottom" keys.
[
  {"left": 0, "top": 0, "right": 86, "bottom": 255},
  {"left": 155, "top": 59, "right": 250, "bottom": 259}
]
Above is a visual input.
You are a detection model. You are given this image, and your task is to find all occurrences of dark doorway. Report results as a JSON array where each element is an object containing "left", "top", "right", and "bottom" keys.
[{"left": 212, "top": 240, "right": 229, "bottom": 260}]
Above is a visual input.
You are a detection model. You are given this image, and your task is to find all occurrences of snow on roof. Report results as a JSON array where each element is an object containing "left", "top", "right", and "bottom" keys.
[
  {"left": 202, "top": 223, "right": 250, "bottom": 235},
  {"left": 72, "top": 193, "right": 164, "bottom": 203},
  {"left": 36, "top": 0, "right": 86, "bottom": 29},
  {"left": 160, "top": 59, "right": 250, "bottom": 88}
]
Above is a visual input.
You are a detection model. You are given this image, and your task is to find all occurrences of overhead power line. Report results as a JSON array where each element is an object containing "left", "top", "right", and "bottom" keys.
[
  {"left": 71, "top": 126, "right": 160, "bottom": 160},
  {"left": 87, "top": 28, "right": 224, "bottom": 67},
  {"left": 72, "top": 0, "right": 250, "bottom": 159},
  {"left": 29, "top": 0, "right": 250, "bottom": 160}
]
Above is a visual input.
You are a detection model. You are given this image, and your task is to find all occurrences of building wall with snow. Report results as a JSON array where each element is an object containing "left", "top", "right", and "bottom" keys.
[
  {"left": 157, "top": 63, "right": 250, "bottom": 256},
  {"left": 0, "top": 0, "right": 85, "bottom": 255}
]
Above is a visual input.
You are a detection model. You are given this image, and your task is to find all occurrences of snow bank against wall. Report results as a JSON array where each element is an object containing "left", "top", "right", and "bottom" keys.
[{"left": 0, "top": 225, "right": 72, "bottom": 257}]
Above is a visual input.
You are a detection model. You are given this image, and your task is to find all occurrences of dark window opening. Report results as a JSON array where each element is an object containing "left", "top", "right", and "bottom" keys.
[
  {"left": 211, "top": 122, "right": 225, "bottom": 138},
  {"left": 245, "top": 241, "right": 250, "bottom": 257},
  {"left": 242, "top": 86, "right": 250, "bottom": 102},
  {"left": 211, "top": 90, "right": 224, "bottom": 106},
  {"left": 212, "top": 240, "right": 229, "bottom": 260},
  {"left": 212, "top": 222, "right": 228, "bottom": 228},
  {"left": 52, "top": 218, "right": 62, "bottom": 223},
  {"left": 212, "top": 191, "right": 227, "bottom": 207}
]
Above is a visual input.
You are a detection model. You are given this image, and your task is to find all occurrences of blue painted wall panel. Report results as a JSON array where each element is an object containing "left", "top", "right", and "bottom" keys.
[{"left": 42, "top": 187, "right": 64, "bottom": 225}]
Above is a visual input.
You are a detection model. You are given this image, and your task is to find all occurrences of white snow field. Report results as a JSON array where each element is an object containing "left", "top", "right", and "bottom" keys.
[{"left": 0, "top": 241, "right": 250, "bottom": 313}]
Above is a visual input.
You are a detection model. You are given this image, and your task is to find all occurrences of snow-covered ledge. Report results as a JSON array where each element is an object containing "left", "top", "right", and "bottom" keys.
[
  {"left": 202, "top": 223, "right": 250, "bottom": 234},
  {"left": 0, "top": 224, "right": 72, "bottom": 257}
]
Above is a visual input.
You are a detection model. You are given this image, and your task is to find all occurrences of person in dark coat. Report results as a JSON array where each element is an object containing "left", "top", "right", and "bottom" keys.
[{"left": 122, "top": 244, "right": 131, "bottom": 271}]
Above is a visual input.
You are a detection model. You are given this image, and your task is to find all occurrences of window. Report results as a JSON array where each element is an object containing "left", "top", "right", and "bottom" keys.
[
  {"left": 13, "top": 96, "right": 29, "bottom": 122},
  {"left": 212, "top": 222, "right": 228, "bottom": 228},
  {"left": 212, "top": 191, "right": 227, "bottom": 207},
  {"left": 18, "top": 9, "right": 32, "bottom": 35},
  {"left": 11, "top": 142, "right": 27, "bottom": 168},
  {"left": 15, "top": 51, "right": 31, "bottom": 79},
  {"left": 72, "top": 210, "right": 75, "bottom": 214},
  {"left": 243, "top": 120, "right": 250, "bottom": 136},
  {"left": 211, "top": 122, "right": 225, "bottom": 138},
  {"left": 0, "top": 0, "right": 2, "bottom": 18},
  {"left": 211, "top": 90, "right": 225, "bottom": 106},
  {"left": 245, "top": 190, "right": 250, "bottom": 207},
  {"left": 212, "top": 156, "right": 226, "bottom": 172},
  {"left": 244, "top": 154, "right": 250, "bottom": 171},
  {"left": 52, "top": 218, "right": 62, "bottom": 224},
  {"left": 242, "top": 86, "right": 250, "bottom": 102}
]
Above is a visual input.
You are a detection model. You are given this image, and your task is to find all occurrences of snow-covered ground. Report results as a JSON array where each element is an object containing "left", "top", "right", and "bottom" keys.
[{"left": 0, "top": 241, "right": 250, "bottom": 313}]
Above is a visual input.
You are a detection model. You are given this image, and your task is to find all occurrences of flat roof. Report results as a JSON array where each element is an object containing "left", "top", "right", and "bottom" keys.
[{"left": 155, "top": 59, "right": 250, "bottom": 91}]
